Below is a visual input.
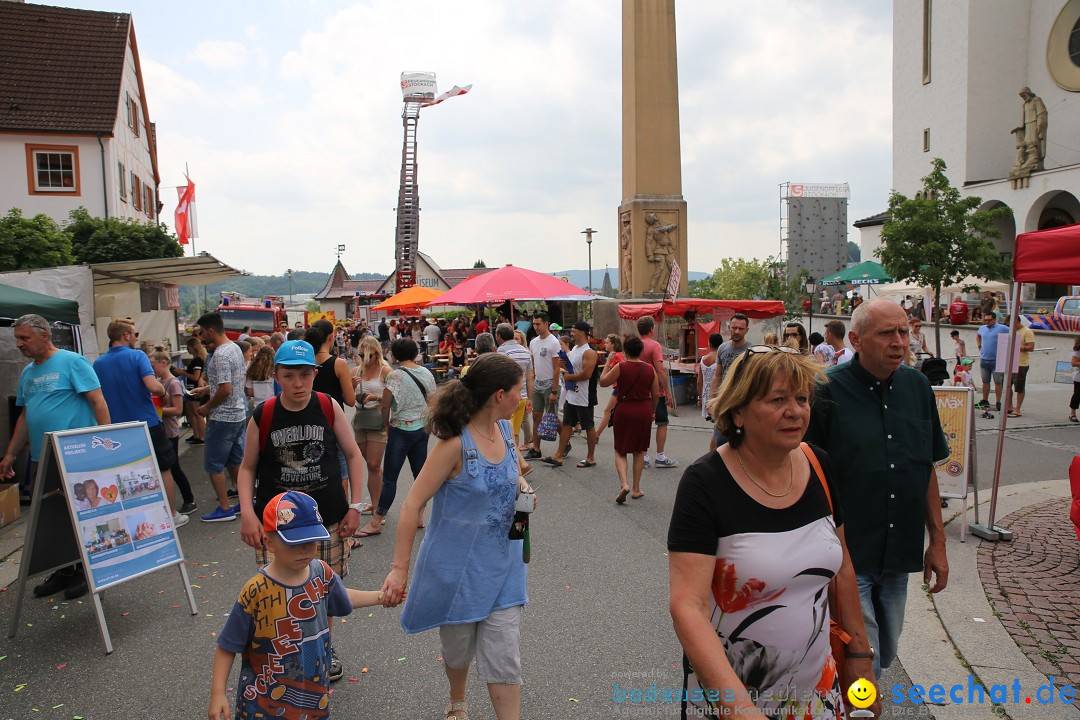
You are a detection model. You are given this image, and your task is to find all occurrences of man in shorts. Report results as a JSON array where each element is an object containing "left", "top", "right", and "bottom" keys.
[
  {"left": 637, "top": 316, "right": 677, "bottom": 468},
  {"left": 495, "top": 323, "right": 534, "bottom": 441},
  {"left": 976, "top": 312, "right": 1009, "bottom": 411},
  {"left": 194, "top": 312, "right": 248, "bottom": 522},
  {"left": 541, "top": 321, "right": 598, "bottom": 468},
  {"left": 1006, "top": 315, "right": 1036, "bottom": 417},
  {"left": 526, "top": 313, "right": 561, "bottom": 460}
]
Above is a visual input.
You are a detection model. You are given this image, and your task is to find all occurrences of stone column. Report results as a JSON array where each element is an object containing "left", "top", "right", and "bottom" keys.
[{"left": 618, "top": 0, "right": 688, "bottom": 298}]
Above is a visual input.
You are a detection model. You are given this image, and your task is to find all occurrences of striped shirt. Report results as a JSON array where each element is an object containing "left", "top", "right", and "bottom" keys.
[{"left": 497, "top": 340, "right": 532, "bottom": 398}]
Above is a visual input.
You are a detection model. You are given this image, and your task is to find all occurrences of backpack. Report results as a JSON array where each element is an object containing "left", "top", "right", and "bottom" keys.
[{"left": 258, "top": 392, "right": 335, "bottom": 452}]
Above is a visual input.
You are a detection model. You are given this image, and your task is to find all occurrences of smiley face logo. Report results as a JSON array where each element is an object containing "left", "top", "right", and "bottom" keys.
[{"left": 847, "top": 678, "right": 877, "bottom": 709}]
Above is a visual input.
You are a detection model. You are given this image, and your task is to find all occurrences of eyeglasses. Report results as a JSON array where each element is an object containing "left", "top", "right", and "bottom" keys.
[{"left": 727, "top": 344, "right": 803, "bottom": 389}]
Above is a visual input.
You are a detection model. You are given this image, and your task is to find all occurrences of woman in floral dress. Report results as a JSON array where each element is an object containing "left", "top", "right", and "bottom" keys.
[{"left": 668, "top": 347, "right": 876, "bottom": 719}]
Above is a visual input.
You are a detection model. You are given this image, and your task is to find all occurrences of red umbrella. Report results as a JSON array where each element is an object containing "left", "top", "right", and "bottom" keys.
[{"left": 429, "top": 264, "right": 595, "bottom": 305}]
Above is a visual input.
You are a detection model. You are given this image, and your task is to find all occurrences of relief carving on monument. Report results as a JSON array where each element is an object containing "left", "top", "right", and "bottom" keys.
[
  {"left": 645, "top": 212, "right": 679, "bottom": 293},
  {"left": 1010, "top": 86, "right": 1048, "bottom": 189},
  {"left": 619, "top": 212, "right": 633, "bottom": 294}
]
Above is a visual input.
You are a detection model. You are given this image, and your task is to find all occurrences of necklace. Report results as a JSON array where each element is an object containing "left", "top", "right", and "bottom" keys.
[
  {"left": 736, "top": 448, "right": 794, "bottom": 498},
  {"left": 470, "top": 423, "right": 498, "bottom": 443}
]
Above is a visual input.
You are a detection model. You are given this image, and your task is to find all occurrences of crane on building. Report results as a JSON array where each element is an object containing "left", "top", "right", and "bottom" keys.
[{"left": 394, "top": 72, "right": 471, "bottom": 293}]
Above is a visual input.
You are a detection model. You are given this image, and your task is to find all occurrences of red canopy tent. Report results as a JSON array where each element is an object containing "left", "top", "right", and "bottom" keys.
[
  {"left": 979, "top": 223, "right": 1080, "bottom": 542},
  {"left": 617, "top": 298, "right": 785, "bottom": 320}
]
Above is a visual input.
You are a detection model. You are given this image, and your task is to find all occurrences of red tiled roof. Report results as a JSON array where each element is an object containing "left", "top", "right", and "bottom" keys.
[{"left": 0, "top": 3, "right": 130, "bottom": 133}]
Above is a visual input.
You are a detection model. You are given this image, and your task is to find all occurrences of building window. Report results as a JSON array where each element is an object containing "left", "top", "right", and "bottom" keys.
[
  {"left": 131, "top": 174, "right": 141, "bottom": 211},
  {"left": 130, "top": 97, "right": 140, "bottom": 137},
  {"left": 25, "top": 144, "right": 80, "bottom": 195},
  {"left": 923, "top": 128, "right": 930, "bottom": 152},
  {"left": 922, "top": 0, "right": 932, "bottom": 84},
  {"left": 145, "top": 186, "right": 153, "bottom": 217},
  {"left": 118, "top": 162, "right": 127, "bottom": 201}
]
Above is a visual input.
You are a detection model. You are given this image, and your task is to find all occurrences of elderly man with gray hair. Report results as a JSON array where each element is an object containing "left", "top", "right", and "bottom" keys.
[{"left": 0, "top": 314, "right": 111, "bottom": 600}]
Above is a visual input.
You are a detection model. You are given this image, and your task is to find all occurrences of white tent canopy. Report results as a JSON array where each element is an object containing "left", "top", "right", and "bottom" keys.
[{"left": 877, "top": 276, "right": 1008, "bottom": 296}]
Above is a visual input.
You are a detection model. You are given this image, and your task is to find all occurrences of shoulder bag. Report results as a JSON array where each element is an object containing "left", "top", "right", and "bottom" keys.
[{"left": 353, "top": 376, "right": 385, "bottom": 431}]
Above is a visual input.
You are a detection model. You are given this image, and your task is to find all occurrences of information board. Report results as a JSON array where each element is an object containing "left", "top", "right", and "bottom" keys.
[{"left": 933, "top": 386, "right": 974, "bottom": 500}]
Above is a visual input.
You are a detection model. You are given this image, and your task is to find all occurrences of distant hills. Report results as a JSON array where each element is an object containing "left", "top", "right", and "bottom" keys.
[{"left": 552, "top": 268, "right": 709, "bottom": 291}]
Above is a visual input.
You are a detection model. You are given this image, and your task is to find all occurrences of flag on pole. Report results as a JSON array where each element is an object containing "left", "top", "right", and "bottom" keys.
[
  {"left": 174, "top": 178, "right": 195, "bottom": 245},
  {"left": 421, "top": 84, "right": 472, "bottom": 108}
]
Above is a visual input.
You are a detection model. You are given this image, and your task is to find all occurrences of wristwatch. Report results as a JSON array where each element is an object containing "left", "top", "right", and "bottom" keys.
[
  {"left": 846, "top": 647, "right": 875, "bottom": 659},
  {"left": 348, "top": 502, "right": 364, "bottom": 512}
]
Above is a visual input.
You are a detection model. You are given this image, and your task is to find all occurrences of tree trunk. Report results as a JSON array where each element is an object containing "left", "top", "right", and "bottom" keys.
[{"left": 933, "top": 285, "right": 942, "bottom": 357}]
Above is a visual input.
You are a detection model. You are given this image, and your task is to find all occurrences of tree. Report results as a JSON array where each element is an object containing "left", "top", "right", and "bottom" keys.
[
  {"left": 691, "top": 257, "right": 810, "bottom": 321},
  {"left": 0, "top": 208, "right": 74, "bottom": 271},
  {"left": 473, "top": 259, "right": 487, "bottom": 268},
  {"left": 847, "top": 240, "right": 861, "bottom": 264},
  {"left": 877, "top": 157, "right": 1011, "bottom": 353},
  {"left": 305, "top": 300, "right": 321, "bottom": 312},
  {"left": 66, "top": 208, "right": 184, "bottom": 265}
]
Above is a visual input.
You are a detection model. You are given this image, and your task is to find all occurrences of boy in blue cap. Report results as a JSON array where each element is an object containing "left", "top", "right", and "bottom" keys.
[
  {"left": 234, "top": 339, "right": 367, "bottom": 681},
  {"left": 209, "top": 490, "right": 385, "bottom": 720}
]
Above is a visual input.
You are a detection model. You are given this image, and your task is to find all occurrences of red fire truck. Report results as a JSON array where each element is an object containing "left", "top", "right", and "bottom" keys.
[{"left": 215, "top": 293, "right": 289, "bottom": 340}]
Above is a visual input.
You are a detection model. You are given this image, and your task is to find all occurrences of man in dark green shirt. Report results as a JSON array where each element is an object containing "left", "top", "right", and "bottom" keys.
[{"left": 805, "top": 299, "right": 950, "bottom": 678}]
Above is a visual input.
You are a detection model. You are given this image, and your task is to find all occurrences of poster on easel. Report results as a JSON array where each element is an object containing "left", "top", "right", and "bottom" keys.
[
  {"left": 7, "top": 422, "right": 197, "bottom": 653},
  {"left": 933, "top": 386, "right": 974, "bottom": 499}
]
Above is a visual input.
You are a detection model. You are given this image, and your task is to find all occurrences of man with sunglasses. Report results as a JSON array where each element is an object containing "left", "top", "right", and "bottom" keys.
[{"left": 805, "top": 298, "right": 950, "bottom": 679}]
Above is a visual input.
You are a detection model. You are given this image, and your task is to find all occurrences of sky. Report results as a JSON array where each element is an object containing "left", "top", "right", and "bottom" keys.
[{"left": 48, "top": 0, "right": 894, "bottom": 278}]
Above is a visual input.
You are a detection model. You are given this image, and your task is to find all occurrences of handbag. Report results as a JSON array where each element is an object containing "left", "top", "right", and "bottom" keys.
[
  {"left": 537, "top": 411, "right": 559, "bottom": 441},
  {"left": 799, "top": 442, "right": 857, "bottom": 695},
  {"left": 353, "top": 377, "right": 385, "bottom": 430}
]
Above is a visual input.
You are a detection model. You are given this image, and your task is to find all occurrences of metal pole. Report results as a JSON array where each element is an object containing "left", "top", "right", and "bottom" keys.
[{"left": 980, "top": 281, "right": 1021, "bottom": 541}]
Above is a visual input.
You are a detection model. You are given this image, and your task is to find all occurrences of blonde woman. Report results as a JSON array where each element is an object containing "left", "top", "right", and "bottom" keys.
[{"left": 352, "top": 336, "right": 392, "bottom": 519}]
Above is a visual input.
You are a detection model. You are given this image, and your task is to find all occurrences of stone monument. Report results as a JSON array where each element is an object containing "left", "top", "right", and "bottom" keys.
[
  {"left": 1010, "top": 86, "right": 1048, "bottom": 189},
  {"left": 617, "top": 0, "right": 688, "bottom": 298}
]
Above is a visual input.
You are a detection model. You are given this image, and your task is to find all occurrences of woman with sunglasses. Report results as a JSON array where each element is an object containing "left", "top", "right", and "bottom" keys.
[
  {"left": 668, "top": 346, "right": 875, "bottom": 719},
  {"left": 782, "top": 322, "right": 809, "bottom": 352}
]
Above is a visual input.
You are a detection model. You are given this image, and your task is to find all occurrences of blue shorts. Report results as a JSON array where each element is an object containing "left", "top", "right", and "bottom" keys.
[{"left": 204, "top": 419, "right": 247, "bottom": 475}]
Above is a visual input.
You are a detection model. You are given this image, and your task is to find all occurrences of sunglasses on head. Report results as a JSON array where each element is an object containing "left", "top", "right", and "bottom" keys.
[{"left": 728, "top": 344, "right": 803, "bottom": 387}]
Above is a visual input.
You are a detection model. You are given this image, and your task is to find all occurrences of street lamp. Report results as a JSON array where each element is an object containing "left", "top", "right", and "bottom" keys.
[
  {"left": 804, "top": 278, "right": 818, "bottom": 335},
  {"left": 287, "top": 269, "right": 294, "bottom": 306},
  {"left": 581, "top": 228, "right": 596, "bottom": 293}
]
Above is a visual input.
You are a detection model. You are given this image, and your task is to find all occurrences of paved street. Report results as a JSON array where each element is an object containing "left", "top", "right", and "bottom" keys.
[{"left": 0, "top": 381, "right": 1078, "bottom": 719}]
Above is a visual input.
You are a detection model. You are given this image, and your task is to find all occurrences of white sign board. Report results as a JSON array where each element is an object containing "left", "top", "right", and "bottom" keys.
[
  {"left": 788, "top": 183, "right": 850, "bottom": 199},
  {"left": 400, "top": 71, "right": 437, "bottom": 100}
]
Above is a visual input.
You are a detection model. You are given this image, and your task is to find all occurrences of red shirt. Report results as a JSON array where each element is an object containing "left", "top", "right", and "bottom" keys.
[
  {"left": 640, "top": 337, "right": 666, "bottom": 397},
  {"left": 475, "top": 320, "right": 489, "bottom": 335}
]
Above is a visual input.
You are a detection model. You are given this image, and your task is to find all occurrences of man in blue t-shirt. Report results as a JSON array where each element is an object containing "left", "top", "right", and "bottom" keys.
[
  {"left": 0, "top": 314, "right": 110, "bottom": 600},
  {"left": 93, "top": 320, "right": 186, "bottom": 528},
  {"left": 976, "top": 311, "right": 1010, "bottom": 411}
]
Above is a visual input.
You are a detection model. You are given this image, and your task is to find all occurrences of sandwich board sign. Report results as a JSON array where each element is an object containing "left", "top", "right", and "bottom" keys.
[
  {"left": 7, "top": 422, "right": 197, "bottom": 653},
  {"left": 932, "top": 386, "right": 980, "bottom": 541}
]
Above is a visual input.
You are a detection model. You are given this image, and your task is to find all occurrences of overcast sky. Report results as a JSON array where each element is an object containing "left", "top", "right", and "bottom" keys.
[{"left": 52, "top": 1, "right": 893, "bottom": 277}]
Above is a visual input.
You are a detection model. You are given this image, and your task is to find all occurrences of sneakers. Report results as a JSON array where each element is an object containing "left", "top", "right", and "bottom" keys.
[
  {"left": 33, "top": 568, "right": 82, "bottom": 598},
  {"left": 976, "top": 400, "right": 989, "bottom": 409},
  {"left": 172, "top": 513, "right": 190, "bottom": 528},
  {"left": 654, "top": 456, "right": 679, "bottom": 468},
  {"left": 524, "top": 449, "right": 542, "bottom": 460},
  {"left": 643, "top": 456, "right": 651, "bottom": 468},
  {"left": 179, "top": 501, "right": 198, "bottom": 515},
  {"left": 329, "top": 648, "right": 344, "bottom": 682},
  {"left": 226, "top": 488, "right": 239, "bottom": 499},
  {"left": 63, "top": 576, "right": 88, "bottom": 600},
  {"left": 200, "top": 505, "right": 239, "bottom": 523},
  {"left": 995, "top": 402, "right": 1002, "bottom": 412}
]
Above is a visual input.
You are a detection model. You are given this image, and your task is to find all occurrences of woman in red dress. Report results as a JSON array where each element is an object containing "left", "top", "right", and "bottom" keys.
[{"left": 599, "top": 336, "right": 659, "bottom": 504}]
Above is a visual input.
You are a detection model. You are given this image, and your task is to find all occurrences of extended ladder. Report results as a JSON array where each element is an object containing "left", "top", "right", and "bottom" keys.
[{"left": 394, "top": 101, "right": 422, "bottom": 293}]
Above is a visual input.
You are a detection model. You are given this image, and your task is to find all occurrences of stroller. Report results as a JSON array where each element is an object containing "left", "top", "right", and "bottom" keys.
[{"left": 917, "top": 352, "right": 950, "bottom": 386}]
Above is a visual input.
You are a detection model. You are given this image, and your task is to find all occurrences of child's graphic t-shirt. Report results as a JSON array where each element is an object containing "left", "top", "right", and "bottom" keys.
[{"left": 217, "top": 560, "right": 352, "bottom": 719}]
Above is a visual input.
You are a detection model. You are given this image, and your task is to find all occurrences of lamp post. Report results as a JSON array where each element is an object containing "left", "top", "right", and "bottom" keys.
[
  {"left": 581, "top": 228, "right": 596, "bottom": 293},
  {"left": 805, "top": 278, "right": 818, "bottom": 335},
  {"left": 287, "top": 269, "right": 294, "bottom": 306}
]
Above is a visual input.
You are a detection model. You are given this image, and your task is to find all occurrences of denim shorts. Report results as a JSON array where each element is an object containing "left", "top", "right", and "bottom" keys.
[
  {"left": 204, "top": 419, "right": 247, "bottom": 474},
  {"left": 979, "top": 360, "right": 1003, "bottom": 386}
]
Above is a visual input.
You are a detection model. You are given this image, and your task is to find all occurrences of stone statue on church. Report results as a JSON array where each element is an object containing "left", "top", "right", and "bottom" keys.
[
  {"left": 1013, "top": 86, "right": 1048, "bottom": 172},
  {"left": 619, "top": 212, "right": 633, "bottom": 294},
  {"left": 645, "top": 212, "right": 678, "bottom": 292}
]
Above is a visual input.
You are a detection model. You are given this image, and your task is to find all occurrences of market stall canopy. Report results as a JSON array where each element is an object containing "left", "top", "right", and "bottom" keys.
[
  {"left": 370, "top": 285, "right": 444, "bottom": 313},
  {"left": 90, "top": 253, "right": 246, "bottom": 288},
  {"left": 819, "top": 261, "right": 893, "bottom": 286},
  {"left": 876, "top": 278, "right": 928, "bottom": 296},
  {"left": 430, "top": 264, "right": 594, "bottom": 305},
  {"left": 617, "top": 298, "right": 785, "bottom": 320},
  {"left": 937, "top": 276, "right": 1010, "bottom": 294},
  {"left": 1014, "top": 223, "right": 1080, "bottom": 284},
  {"left": 0, "top": 283, "right": 80, "bottom": 325}
]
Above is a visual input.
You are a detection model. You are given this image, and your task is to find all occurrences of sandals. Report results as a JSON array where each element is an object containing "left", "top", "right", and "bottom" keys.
[
  {"left": 616, "top": 488, "right": 629, "bottom": 504},
  {"left": 1007, "top": 411, "right": 1021, "bottom": 418},
  {"left": 1070, "top": 416, "right": 1079, "bottom": 423},
  {"left": 446, "top": 700, "right": 468, "bottom": 720}
]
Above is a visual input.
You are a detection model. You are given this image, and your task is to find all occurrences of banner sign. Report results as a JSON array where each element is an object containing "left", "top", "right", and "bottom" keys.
[
  {"left": 667, "top": 260, "right": 681, "bottom": 302},
  {"left": 306, "top": 311, "right": 337, "bottom": 325},
  {"left": 400, "top": 71, "right": 437, "bottom": 100},
  {"left": 54, "top": 424, "right": 183, "bottom": 591},
  {"left": 787, "top": 183, "right": 850, "bottom": 199},
  {"left": 933, "top": 386, "right": 973, "bottom": 499},
  {"left": 1056, "top": 360, "right": 1074, "bottom": 384}
]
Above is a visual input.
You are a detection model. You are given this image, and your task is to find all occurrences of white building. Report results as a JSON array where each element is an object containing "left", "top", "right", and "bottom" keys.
[
  {"left": 0, "top": 3, "right": 160, "bottom": 227},
  {"left": 862, "top": 0, "right": 1080, "bottom": 299}
]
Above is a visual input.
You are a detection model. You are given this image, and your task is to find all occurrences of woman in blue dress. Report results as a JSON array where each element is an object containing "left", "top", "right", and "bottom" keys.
[{"left": 381, "top": 352, "right": 531, "bottom": 720}]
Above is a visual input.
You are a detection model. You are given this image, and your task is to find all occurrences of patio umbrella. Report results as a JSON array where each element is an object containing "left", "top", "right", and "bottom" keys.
[
  {"left": 370, "top": 285, "right": 444, "bottom": 313},
  {"left": 818, "top": 260, "right": 893, "bottom": 286},
  {"left": 431, "top": 264, "right": 595, "bottom": 305}
]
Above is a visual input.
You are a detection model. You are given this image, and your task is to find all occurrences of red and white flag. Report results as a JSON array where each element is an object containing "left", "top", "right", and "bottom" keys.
[
  {"left": 421, "top": 83, "right": 472, "bottom": 108},
  {"left": 174, "top": 178, "right": 195, "bottom": 245}
]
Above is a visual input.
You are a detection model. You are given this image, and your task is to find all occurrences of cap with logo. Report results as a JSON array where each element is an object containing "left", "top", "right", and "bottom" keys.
[
  {"left": 262, "top": 491, "right": 330, "bottom": 545},
  {"left": 549, "top": 322, "right": 563, "bottom": 331},
  {"left": 274, "top": 340, "right": 318, "bottom": 366}
]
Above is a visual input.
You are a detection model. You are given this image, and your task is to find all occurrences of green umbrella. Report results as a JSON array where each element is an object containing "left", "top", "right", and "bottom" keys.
[
  {"left": 0, "top": 283, "right": 80, "bottom": 325},
  {"left": 818, "top": 261, "right": 893, "bottom": 287}
]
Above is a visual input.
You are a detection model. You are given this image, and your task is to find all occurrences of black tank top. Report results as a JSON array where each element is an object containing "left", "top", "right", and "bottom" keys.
[
  {"left": 311, "top": 355, "right": 345, "bottom": 407},
  {"left": 252, "top": 394, "right": 346, "bottom": 525}
]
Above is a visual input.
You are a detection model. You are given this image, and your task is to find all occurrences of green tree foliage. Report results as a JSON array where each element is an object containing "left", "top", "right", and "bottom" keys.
[
  {"left": 877, "top": 157, "right": 1011, "bottom": 352},
  {"left": 691, "top": 257, "right": 809, "bottom": 320},
  {"left": 473, "top": 259, "right": 487, "bottom": 268},
  {"left": 305, "top": 300, "right": 321, "bottom": 312},
  {"left": 0, "top": 208, "right": 74, "bottom": 271},
  {"left": 66, "top": 208, "right": 184, "bottom": 265},
  {"left": 847, "top": 240, "right": 861, "bottom": 264}
]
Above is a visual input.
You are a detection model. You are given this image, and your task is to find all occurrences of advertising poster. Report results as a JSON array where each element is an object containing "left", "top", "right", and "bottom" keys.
[
  {"left": 933, "top": 386, "right": 973, "bottom": 499},
  {"left": 53, "top": 424, "right": 183, "bottom": 591}
]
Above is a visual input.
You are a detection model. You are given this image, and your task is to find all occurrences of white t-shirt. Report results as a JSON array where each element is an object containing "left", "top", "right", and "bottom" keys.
[
  {"left": 423, "top": 324, "right": 441, "bottom": 343},
  {"left": 529, "top": 334, "right": 561, "bottom": 385},
  {"left": 834, "top": 347, "right": 854, "bottom": 365},
  {"left": 565, "top": 343, "right": 591, "bottom": 407}
]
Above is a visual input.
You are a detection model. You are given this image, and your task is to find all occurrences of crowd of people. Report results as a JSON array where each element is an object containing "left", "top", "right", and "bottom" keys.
[{"left": 2, "top": 298, "right": 965, "bottom": 720}]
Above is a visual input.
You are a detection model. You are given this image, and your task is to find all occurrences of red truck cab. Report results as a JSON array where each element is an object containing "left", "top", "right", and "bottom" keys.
[{"left": 216, "top": 293, "right": 288, "bottom": 340}]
